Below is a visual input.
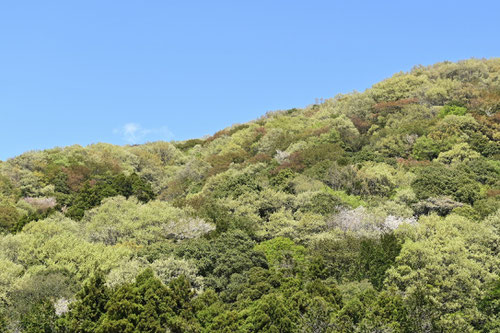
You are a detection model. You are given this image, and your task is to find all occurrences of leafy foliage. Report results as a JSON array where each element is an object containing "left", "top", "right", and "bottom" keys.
[{"left": 0, "top": 58, "right": 499, "bottom": 331}]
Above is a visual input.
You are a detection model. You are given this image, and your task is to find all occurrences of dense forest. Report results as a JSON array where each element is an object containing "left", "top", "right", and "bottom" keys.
[{"left": 0, "top": 58, "right": 499, "bottom": 332}]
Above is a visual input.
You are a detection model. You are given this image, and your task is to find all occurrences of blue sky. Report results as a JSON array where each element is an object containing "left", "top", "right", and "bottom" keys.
[{"left": 1, "top": 1, "right": 499, "bottom": 160}]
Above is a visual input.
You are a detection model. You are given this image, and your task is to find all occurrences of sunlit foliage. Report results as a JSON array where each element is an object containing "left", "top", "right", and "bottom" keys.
[{"left": 0, "top": 58, "right": 499, "bottom": 331}]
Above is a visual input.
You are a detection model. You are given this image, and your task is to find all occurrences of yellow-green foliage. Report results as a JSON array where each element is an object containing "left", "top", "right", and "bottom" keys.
[
  {"left": 0, "top": 58, "right": 499, "bottom": 331},
  {"left": 385, "top": 212, "right": 500, "bottom": 331},
  {"left": 82, "top": 196, "right": 215, "bottom": 245}
]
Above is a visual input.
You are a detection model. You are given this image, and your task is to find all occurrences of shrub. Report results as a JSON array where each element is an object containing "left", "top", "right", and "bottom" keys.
[
  {"left": 412, "top": 164, "right": 481, "bottom": 204},
  {"left": 0, "top": 205, "right": 20, "bottom": 231},
  {"left": 438, "top": 105, "right": 468, "bottom": 118}
]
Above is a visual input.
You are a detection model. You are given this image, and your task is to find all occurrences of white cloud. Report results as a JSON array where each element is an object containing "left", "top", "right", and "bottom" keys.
[{"left": 114, "top": 123, "right": 173, "bottom": 144}]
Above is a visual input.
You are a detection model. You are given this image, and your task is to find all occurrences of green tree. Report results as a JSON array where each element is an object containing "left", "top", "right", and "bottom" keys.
[
  {"left": 412, "top": 136, "right": 440, "bottom": 160},
  {"left": 438, "top": 104, "right": 468, "bottom": 118},
  {"left": 0, "top": 205, "right": 19, "bottom": 231},
  {"left": 62, "top": 270, "right": 110, "bottom": 332},
  {"left": 175, "top": 230, "right": 267, "bottom": 292},
  {"left": 412, "top": 163, "right": 481, "bottom": 204},
  {"left": 479, "top": 278, "right": 500, "bottom": 332},
  {"left": 385, "top": 213, "right": 500, "bottom": 331},
  {"left": 96, "top": 269, "right": 197, "bottom": 333},
  {"left": 357, "top": 233, "right": 402, "bottom": 290},
  {"left": 255, "top": 237, "right": 307, "bottom": 274},
  {"left": 20, "top": 300, "right": 58, "bottom": 333}
]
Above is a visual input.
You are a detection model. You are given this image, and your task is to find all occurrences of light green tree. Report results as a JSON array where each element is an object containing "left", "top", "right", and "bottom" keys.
[{"left": 386, "top": 212, "right": 500, "bottom": 331}]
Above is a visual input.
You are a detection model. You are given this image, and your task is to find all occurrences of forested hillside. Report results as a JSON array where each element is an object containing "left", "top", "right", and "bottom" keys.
[{"left": 0, "top": 58, "right": 499, "bottom": 332}]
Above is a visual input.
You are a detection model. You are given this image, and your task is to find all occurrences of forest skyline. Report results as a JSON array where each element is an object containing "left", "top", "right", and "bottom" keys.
[{"left": 2, "top": 1, "right": 500, "bottom": 160}]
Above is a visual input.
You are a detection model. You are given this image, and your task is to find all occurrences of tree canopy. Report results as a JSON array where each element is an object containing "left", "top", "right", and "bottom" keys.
[{"left": 0, "top": 58, "right": 499, "bottom": 332}]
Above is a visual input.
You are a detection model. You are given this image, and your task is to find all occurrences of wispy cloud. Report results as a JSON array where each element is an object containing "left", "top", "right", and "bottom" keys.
[{"left": 114, "top": 123, "right": 174, "bottom": 144}]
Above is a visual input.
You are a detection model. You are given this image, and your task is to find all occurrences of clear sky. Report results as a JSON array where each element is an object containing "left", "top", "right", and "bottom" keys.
[{"left": 1, "top": 1, "right": 499, "bottom": 160}]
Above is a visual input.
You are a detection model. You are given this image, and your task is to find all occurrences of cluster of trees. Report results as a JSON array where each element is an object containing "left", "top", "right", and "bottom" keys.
[{"left": 0, "top": 58, "right": 499, "bottom": 332}]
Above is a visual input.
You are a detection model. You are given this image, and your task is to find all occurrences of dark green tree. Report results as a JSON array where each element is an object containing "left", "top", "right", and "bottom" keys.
[{"left": 62, "top": 270, "right": 110, "bottom": 332}]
